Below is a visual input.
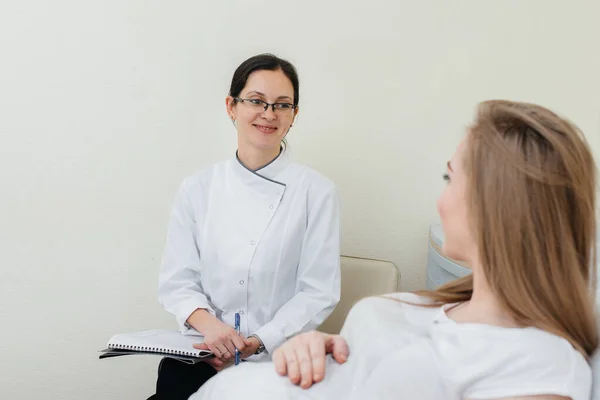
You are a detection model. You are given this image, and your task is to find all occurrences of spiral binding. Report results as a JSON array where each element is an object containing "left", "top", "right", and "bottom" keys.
[{"left": 109, "top": 343, "right": 199, "bottom": 357}]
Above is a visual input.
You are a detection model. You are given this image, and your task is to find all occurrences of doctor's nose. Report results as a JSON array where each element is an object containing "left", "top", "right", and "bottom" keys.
[{"left": 261, "top": 107, "right": 277, "bottom": 121}]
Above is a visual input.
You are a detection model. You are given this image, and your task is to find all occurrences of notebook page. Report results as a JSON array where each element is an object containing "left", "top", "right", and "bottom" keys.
[{"left": 107, "top": 329, "right": 210, "bottom": 356}]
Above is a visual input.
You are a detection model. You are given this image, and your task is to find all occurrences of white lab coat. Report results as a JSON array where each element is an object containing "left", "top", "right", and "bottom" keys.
[{"left": 157, "top": 150, "right": 341, "bottom": 357}]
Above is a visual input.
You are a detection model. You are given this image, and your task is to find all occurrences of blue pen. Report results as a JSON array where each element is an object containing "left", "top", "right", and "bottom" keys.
[{"left": 234, "top": 312, "right": 240, "bottom": 365}]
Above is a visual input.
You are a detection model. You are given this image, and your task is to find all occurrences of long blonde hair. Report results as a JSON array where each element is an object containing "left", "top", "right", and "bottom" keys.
[{"left": 417, "top": 100, "right": 598, "bottom": 357}]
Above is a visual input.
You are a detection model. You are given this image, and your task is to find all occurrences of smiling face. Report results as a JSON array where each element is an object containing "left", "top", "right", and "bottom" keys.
[{"left": 226, "top": 68, "right": 298, "bottom": 153}]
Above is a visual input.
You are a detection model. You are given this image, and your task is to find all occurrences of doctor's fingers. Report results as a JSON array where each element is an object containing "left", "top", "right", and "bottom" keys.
[
  {"left": 215, "top": 344, "right": 232, "bottom": 362},
  {"left": 231, "top": 334, "right": 247, "bottom": 353},
  {"left": 205, "top": 357, "right": 227, "bottom": 372},
  {"left": 219, "top": 339, "right": 241, "bottom": 362}
]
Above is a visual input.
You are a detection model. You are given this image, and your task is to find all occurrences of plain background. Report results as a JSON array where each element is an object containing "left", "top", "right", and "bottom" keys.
[{"left": 1, "top": 1, "right": 599, "bottom": 398}]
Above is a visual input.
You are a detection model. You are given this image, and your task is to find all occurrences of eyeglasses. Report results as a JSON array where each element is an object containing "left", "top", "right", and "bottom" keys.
[{"left": 234, "top": 97, "right": 296, "bottom": 114}]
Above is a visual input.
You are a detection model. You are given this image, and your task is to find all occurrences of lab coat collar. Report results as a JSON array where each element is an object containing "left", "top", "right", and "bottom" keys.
[{"left": 234, "top": 148, "right": 289, "bottom": 194}]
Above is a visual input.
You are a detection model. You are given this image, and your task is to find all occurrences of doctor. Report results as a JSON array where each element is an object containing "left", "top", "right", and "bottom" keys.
[{"left": 147, "top": 53, "right": 341, "bottom": 400}]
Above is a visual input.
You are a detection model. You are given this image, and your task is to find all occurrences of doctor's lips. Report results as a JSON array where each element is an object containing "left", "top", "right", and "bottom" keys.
[{"left": 253, "top": 124, "right": 278, "bottom": 134}]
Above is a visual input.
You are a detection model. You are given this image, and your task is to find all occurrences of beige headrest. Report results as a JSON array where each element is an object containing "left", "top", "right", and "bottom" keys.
[{"left": 318, "top": 256, "right": 400, "bottom": 334}]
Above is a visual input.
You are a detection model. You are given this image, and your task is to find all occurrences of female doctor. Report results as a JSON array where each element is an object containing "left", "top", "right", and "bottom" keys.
[{"left": 147, "top": 53, "right": 341, "bottom": 400}]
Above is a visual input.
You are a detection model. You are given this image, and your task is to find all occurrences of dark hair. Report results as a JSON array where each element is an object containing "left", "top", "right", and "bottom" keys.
[{"left": 229, "top": 53, "right": 299, "bottom": 106}]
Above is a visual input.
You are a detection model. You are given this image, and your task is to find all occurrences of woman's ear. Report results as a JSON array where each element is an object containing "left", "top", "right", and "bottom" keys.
[
  {"left": 225, "top": 96, "right": 236, "bottom": 121},
  {"left": 291, "top": 106, "right": 299, "bottom": 127}
]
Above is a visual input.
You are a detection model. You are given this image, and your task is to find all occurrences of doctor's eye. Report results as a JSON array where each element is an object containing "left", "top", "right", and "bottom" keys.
[
  {"left": 273, "top": 103, "right": 294, "bottom": 110},
  {"left": 248, "top": 99, "right": 266, "bottom": 107}
]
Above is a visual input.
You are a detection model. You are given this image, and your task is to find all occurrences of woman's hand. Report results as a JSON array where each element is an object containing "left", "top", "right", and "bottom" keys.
[
  {"left": 272, "top": 331, "right": 349, "bottom": 389},
  {"left": 189, "top": 309, "right": 251, "bottom": 362}
]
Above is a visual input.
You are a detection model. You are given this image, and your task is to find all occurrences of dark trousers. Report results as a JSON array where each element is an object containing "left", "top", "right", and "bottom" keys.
[{"left": 146, "top": 357, "right": 217, "bottom": 400}]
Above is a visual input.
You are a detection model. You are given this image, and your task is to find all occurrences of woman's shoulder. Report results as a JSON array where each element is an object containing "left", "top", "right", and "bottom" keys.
[
  {"left": 179, "top": 159, "right": 232, "bottom": 191},
  {"left": 290, "top": 162, "right": 336, "bottom": 192},
  {"left": 346, "top": 292, "right": 439, "bottom": 320},
  {"left": 380, "top": 292, "right": 437, "bottom": 305},
  {"left": 339, "top": 293, "right": 444, "bottom": 340}
]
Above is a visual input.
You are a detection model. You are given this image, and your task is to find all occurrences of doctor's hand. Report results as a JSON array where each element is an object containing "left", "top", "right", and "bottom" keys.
[
  {"left": 239, "top": 336, "right": 261, "bottom": 359},
  {"left": 202, "top": 356, "right": 233, "bottom": 372},
  {"left": 273, "top": 331, "right": 349, "bottom": 389},
  {"left": 189, "top": 310, "right": 251, "bottom": 362}
]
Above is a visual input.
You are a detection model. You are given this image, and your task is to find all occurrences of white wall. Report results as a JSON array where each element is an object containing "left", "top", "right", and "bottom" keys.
[{"left": 1, "top": 1, "right": 598, "bottom": 398}]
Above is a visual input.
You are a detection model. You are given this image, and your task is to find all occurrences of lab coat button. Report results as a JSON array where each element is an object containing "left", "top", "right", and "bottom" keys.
[
  {"left": 269, "top": 204, "right": 274, "bottom": 209},
  {"left": 239, "top": 280, "right": 244, "bottom": 285},
  {"left": 250, "top": 240, "right": 256, "bottom": 246},
  {"left": 239, "top": 310, "right": 244, "bottom": 315}
]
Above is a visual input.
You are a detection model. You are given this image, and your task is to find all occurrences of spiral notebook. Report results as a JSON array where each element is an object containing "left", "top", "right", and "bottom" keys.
[{"left": 99, "top": 329, "right": 213, "bottom": 364}]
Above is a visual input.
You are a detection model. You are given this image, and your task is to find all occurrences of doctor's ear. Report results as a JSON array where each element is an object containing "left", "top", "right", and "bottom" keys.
[
  {"left": 225, "top": 96, "right": 238, "bottom": 120},
  {"left": 290, "top": 112, "right": 299, "bottom": 128}
]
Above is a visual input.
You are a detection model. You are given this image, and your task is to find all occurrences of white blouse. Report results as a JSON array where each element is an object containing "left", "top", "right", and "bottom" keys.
[
  {"left": 157, "top": 150, "right": 341, "bottom": 357},
  {"left": 192, "top": 293, "right": 591, "bottom": 400}
]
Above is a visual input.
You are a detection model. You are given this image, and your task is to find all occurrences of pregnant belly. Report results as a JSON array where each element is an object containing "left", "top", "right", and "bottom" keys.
[{"left": 191, "top": 359, "right": 352, "bottom": 400}]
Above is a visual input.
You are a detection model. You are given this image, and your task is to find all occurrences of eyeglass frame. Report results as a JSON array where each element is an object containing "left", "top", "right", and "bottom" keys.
[{"left": 233, "top": 97, "right": 297, "bottom": 113}]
